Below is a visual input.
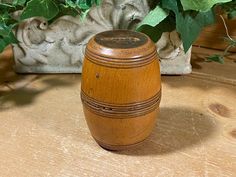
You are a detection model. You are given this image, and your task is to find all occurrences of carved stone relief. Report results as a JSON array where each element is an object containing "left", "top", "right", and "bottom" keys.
[{"left": 13, "top": 0, "right": 191, "bottom": 74}]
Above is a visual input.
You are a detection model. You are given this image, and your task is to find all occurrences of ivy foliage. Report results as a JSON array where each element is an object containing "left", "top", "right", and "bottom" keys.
[
  {"left": 137, "top": 0, "right": 234, "bottom": 53},
  {"left": 0, "top": 0, "right": 101, "bottom": 52},
  {"left": 220, "top": 0, "right": 236, "bottom": 19},
  {"left": 180, "top": 0, "right": 232, "bottom": 12}
]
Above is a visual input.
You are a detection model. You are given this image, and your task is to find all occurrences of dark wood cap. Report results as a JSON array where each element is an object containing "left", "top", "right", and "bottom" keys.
[{"left": 85, "top": 30, "right": 157, "bottom": 68}]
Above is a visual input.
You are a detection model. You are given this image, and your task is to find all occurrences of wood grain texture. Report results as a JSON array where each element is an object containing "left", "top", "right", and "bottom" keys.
[
  {"left": 81, "top": 90, "right": 161, "bottom": 118},
  {"left": 194, "top": 16, "right": 236, "bottom": 52},
  {"left": 0, "top": 46, "right": 236, "bottom": 176},
  {"left": 81, "top": 30, "right": 161, "bottom": 150}
]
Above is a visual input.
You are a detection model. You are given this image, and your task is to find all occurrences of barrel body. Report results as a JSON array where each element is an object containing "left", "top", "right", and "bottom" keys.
[{"left": 81, "top": 30, "right": 161, "bottom": 150}]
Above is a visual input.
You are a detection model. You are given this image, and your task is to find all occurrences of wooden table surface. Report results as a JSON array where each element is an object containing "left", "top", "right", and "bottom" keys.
[{"left": 0, "top": 47, "right": 235, "bottom": 177}]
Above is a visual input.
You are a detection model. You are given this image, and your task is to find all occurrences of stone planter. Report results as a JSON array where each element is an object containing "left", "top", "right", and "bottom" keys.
[
  {"left": 13, "top": 0, "right": 192, "bottom": 75},
  {"left": 156, "top": 31, "right": 192, "bottom": 75}
]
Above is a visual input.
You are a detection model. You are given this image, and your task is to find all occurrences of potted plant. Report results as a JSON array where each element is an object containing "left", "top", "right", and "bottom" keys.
[{"left": 0, "top": 0, "right": 235, "bottom": 74}]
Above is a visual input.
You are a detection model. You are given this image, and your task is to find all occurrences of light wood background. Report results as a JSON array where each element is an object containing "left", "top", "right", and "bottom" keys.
[{"left": 0, "top": 47, "right": 235, "bottom": 176}]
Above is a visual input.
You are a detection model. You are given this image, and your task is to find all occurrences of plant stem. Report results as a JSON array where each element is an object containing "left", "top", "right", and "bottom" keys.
[
  {"left": 219, "top": 15, "right": 234, "bottom": 41},
  {"left": 223, "top": 44, "right": 233, "bottom": 56}
]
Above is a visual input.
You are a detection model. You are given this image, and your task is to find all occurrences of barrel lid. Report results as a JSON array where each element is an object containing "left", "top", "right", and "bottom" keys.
[{"left": 85, "top": 30, "right": 157, "bottom": 68}]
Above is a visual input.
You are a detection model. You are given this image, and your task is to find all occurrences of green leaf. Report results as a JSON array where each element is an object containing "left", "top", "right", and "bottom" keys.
[
  {"left": 0, "top": 3, "right": 14, "bottom": 8},
  {"left": 13, "top": 0, "right": 27, "bottom": 6},
  {"left": 0, "top": 12, "right": 10, "bottom": 23},
  {"left": 219, "top": 0, "right": 236, "bottom": 19},
  {"left": 0, "top": 23, "right": 18, "bottom": 53},
  {"left": 137, "top": 15, "right": 176, "bottom": 42},
  {"left": 180, "top": 0, "right": 232, "bottom": 12},
  {"left": 0, "top": 23, "right": 16, "bottom": 37},
  {"left": 0, "top": 34, "right": 18, "bottom": 53},
  {"left": 76, "top": 0, "right": 91, "bottom": 10},
  {"left": 136, "top": 5, "right": 169, "bottom": 31},
  {"left": 65, "top": 0, "right": 77, "bottom": 8},
  {"left": 0, "top": 23, "right": 17, "bottom": 39},
  {"left": 20, "top": 0, "right": 59, "bottom": 20},
  {"left": 80, "top": 9, "right": 90, "bottom": 20},
  {"left": 223, "top": 37, "right": 236, "bottom": 46},
  {"left": 0, "top": 0, "right": 102, "bottom": 54},
  {"left": 162, "top": 0, "right": 179, "bottom": 13},
  {"left": 177, "top": 10, "right": 215, "bottom": 52},
  {"left": 75, "top": 0, "right": 101, "bottom": 10},
  {"left": 162, "top": 0, "right": 215, "bottom": 52},
  {"left": 0, "top": 24, "right": 9, "bottom": 36},
  {"left": 207, "top": 54, "right": 224, "bottom": 63},
  {"left": 58, "top": 4, "right": 79, "bottom": 17},
  {"left": 95, "top": 0, "right": 101, "bottom": 5},
  {"left": 228, "top": 10, "right": 236, "bottom": 19}
]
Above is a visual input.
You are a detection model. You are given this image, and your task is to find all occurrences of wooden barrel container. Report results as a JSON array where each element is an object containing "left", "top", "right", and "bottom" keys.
[{"left": 81, "top": 30, "right": 161, "bottom": 150}]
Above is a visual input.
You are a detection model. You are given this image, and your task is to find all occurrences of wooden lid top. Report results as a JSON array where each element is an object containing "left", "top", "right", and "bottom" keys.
[
  {"left": 85, "top": 30, "right": 157, "bottom": 68},
  {"left": 94, "top": 30, "right": 148, "bottom": 49}
]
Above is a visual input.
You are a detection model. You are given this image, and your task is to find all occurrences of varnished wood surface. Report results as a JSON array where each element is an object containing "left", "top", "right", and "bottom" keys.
[
  {"left": 81, "top": 30, "right": 161, "bottom": 149},
  {"left": 195, "top": 17, "right": 236, "bottom": 52},
  {"left": 0, "top": 47, "right": 236, "bottom": 176}
]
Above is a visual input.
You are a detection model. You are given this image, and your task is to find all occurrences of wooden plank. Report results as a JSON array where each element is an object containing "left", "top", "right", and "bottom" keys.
[
  {"left": 191, "top": 46, "right": 236, "bottom": 84},
  {"left": 194, "top": 16, "right": 236, "bottom": 52},
  {"left": 0, "top": 44, "right": 236, "bottom": 177}
]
